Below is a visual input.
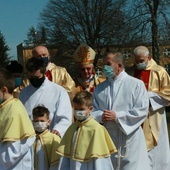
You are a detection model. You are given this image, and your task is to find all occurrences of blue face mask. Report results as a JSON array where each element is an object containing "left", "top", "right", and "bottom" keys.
[
  {"left": 135, "top": 62, "right": 146, "bottom": 70},
  {"left": 15, "top": 77, "right": 22, "bottom": 87},
  {"left": 103, "top": 65, "right": 115, "bottom": 79},
  {"left": 42, "top": 57, "right": 49, "bottom": 66},
  {"left": 0, "top": 98, "right": 3, "bottom": 105}
]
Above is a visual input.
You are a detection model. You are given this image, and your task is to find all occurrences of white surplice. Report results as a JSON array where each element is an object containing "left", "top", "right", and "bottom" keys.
[
  {"left": 35, "top": 139, "right": 58, "bottom": 170},
  {"left": 92, "top": 71, "right": 151, "bottom": 170},
  {"left": 58, "top": 156, "right": 114, "bottom": 170},
  {"left": 57, "top": 116, "right": 115, "bottom": 170},
  {"left": 0, "top": 137, "right": 35, "bottom": 170},
  {"left": 19, "top": 78, "right": 72, "bottom": 137},
  {"left": 148, "top": 92, "right": 170, "bottom": 170}
]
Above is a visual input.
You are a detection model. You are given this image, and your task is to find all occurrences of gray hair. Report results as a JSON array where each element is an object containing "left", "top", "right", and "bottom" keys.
[
  {"left": 104, "top": 51, "right": 125, "bottom": 67},
  {"left": 133, "top": 46, "right": 149, "bottom": 57}
]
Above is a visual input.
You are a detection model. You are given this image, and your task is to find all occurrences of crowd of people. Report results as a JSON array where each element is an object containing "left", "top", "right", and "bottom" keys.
[{"left": 0, "top": 44, "right": 170, "bottom": 170}]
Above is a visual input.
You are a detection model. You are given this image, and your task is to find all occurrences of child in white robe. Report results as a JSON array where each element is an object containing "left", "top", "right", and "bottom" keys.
[
  {"left": 32, "top": 105, "right": 61, "bottom": 170},
  {"left": 56, "top": 91, "right": 117, "bottom": 170}
]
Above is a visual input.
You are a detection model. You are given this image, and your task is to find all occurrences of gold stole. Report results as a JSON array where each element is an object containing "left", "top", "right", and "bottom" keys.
[{"left": 134, "top": 59, "right": 170, "bottom": 150}]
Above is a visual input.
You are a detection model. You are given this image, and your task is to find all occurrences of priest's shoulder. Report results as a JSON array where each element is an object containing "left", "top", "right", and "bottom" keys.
[
  {"left": 152, "top": 64, "right": 168, "bottom": 74},
  {"left": 126, "top": 74, "right": 145, "bottom": 85},
  {"left": 47, "top": 79, "right": 68, "bottom": 92},
  {"left": 51, "top": 63, "right": 67, "bottom": 72}
]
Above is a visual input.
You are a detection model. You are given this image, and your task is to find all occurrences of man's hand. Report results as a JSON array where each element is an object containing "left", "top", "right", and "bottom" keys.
[
  {"left": 52, "top": 130, "right": 61, "bottom": 137},
  {"left": 102, "top": 110, "right": 116, "bottom": 122}
]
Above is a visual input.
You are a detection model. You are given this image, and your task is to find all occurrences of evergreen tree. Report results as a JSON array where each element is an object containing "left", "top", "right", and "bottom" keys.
[{"left": 0, "top": 31, "right": 10, "bottom": 67}]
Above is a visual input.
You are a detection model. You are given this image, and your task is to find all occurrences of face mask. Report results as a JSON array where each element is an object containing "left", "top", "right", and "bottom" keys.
[
  {"left": 29, "top": 76, "right": 45, "bottom": 88},
  {"left": 103, "top": 65, "right": 115, "bottom": 79},
  {"left": 135, "top": 62, "right": 146, "bottom": 70},
  {"left": 15, "top": 77, "right": 22, "bottom": 87},
  {"left": 74, "top": 110, "right": 88, "bottom": 121},
  {"left": 42, "top": 57, "right": 49, "bottom": 66},
  {"left": 33, "top": 122, "right": 47, "bottom": 133},
  {"left": 0, "top": 98, "right": 3, "bottom": 105}
]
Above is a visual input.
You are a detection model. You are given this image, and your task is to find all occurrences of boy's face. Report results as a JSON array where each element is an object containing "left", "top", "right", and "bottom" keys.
[
  {"left": 32, "top": 114, "right": 50, "bottom": 133},
  {"left": 73, "top": 103, "right": 93, "bottom": 117},
  {"left": 33, "top": 114, "right": 50, "bottom": 125}
]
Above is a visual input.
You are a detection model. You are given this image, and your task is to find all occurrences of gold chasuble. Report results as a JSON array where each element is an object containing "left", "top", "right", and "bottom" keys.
[
  {"left": 34, "top": 130, "right": 60, "bottom": 169},
  {"left": 134, "top": 59, "right": 170, "bottom": 150},
  {"left": 0, "top": 98, "right": 35, "bottom": 142},
  {"left": 56, "top": 117, "right": 117, "bottom": 162},
  {"left": 46, "top": 63, "right": 75, "bottom": 96}
]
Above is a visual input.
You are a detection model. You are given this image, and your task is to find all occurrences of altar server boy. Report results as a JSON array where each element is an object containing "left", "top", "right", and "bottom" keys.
[
  {"left": 33, "top": 105, "right": 61, "bottom": 170},
  {"left": 56, "top": 91, "right": 117, "bottom": 170}
]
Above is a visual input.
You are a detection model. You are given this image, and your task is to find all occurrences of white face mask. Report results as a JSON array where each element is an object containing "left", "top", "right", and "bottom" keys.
[
  {"left": 74, "top": 110, "right": 88, "bottom": 121},
  {"left": 33, "top": 122, "right": 47, "bottom": 132}
]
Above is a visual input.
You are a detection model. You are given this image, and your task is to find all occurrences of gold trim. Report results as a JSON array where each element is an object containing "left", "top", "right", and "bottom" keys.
[
  {"left": 56, "top": 150, "right": 115, "bottom": 162},
  {"left": 1, "top": 133, "right": 36, "bottom": 142}
]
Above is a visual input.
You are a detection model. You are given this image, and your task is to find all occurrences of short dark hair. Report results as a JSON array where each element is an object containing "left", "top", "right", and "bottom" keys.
[
  {"left": 26, "top": 57, "right": 46, "bottom": 74},
  {"left": 73, "top": 91, "right": 92, "bottom": 107},
  {"left": 0, "top": 69, "right": 15, "bottom": 94},
  {"left": 32, "top": 105, "right": 50, "bottom": 119},
  {"left": 6, "top": 61, "right": 23, "bottom": 74}
]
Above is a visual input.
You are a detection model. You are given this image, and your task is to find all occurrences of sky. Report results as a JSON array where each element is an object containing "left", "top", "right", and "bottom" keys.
[{"left": 0, "top": 0, "right": 49, "bottom": 60}]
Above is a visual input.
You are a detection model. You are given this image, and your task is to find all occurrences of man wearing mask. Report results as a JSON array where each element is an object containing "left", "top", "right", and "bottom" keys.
[
  {"left": 19, "top": 57, "right": 72, "bottom": 137},
  {"left": 6, "top": 60, "right": 24, "bottom": 98},
  {"left": 74, "top": 43, "right": 105, "bottom": 93},
  {"left": 132, "top": 46, "right": 170, "bottom": 170},
  {"left": 31, "top": 45, "right": 75, "bottom": 100},
  {"left": 92, "top": 51, "right": 150, "bottom": 170}
]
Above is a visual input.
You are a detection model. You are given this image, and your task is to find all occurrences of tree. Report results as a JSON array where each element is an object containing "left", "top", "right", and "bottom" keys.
[
  {"left": 126, "top": 0, "right": 170, "bottom": 63},
  {"left": 39, "top": 0, "right": 128, "bottom": 52},
  {"left": 0, "top": 31, "right": 10, "bottom": 67},
  {"left": 25, "top": 26, "right": 47, "bottom": 46},
  {"left": 27, "top": 26, "right": 38, "bottom": 45}
]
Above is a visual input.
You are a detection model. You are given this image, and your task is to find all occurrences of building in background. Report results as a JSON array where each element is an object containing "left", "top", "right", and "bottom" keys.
[
  {"left": 17, "top": 43, "right": 58, "bottom": 66},
  {"left": 17, "top": 42, "right": 170, "bottom": 75}
]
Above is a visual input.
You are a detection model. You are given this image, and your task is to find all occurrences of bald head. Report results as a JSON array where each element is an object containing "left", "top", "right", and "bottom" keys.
[
  {"left": 133, "top": 46, "right": 149, "bottom": 57},
  {"left": 32, "top": 46, "right": 50, "bottom": 59}
]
